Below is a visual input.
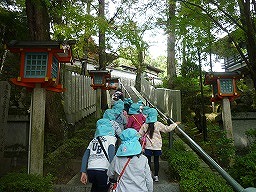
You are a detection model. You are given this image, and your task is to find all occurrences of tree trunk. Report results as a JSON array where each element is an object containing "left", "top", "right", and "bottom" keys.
[
  {"left": 238, "top": 0, "right": 256, "bottom": 90},
  {"left": 98, "top": 0, "right": 108, "bottom": 109},
  {"left": 25, "top": 0, "right": 50, "bottom": 40},
  {"left": 81, "top": 1, "right": 93, "bottom": 75},
  {"left": 25, "top": 0, "right": 64, "bottom": 145},
  {"left": 135, "top": 49, "right": 144, "bottom": 92},
  {"left": 166, "top": 0, "right": 176, "bottom": 89}
]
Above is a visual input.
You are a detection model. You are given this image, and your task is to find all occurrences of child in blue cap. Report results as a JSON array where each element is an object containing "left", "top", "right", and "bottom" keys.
[
  {"left": 103, "top": 109, "right": 122, "bottom": 138},
  {"left": 107, "top": 128, "right": 153, "bottom": 192},
  {"left": 112, "top": 99, "right": 127, "bottom": 131},
  {"left": 127, "top": 103, "right": 146, "bottom": 131},
  {"left": 139, "top": 108, "right": 181, "bottom": 182},
  {"left": 80, "top": 118, "right": 116, "bottom": 192}
]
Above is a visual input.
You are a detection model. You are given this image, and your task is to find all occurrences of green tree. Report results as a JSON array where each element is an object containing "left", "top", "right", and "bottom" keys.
[
  {"left": 114, "top": 19, "right": 149, "bottom": 92},
  {"left": 176, "top": 0, "right": 256, "bottom": 92}
]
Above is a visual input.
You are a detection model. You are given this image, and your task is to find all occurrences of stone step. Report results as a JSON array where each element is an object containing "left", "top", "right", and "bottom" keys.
[
  {"left": 54, "top": 184, "right": 89, "bottom": 192},
  {"left": 54, "top": 159, "right": 180, "bottom": 192}
]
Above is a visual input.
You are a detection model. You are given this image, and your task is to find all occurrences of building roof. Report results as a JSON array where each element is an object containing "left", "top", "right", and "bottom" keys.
[{"left": 119, "top": 64, "right": 163, "bottom": 74}]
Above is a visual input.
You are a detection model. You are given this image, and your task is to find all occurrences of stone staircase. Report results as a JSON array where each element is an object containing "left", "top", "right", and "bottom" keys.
[
  {"left": 54, "top": 159, "right": 180, "bottom": 192},
  {"left": 53, "top": 85, "right": 180, "bottom": 192}
]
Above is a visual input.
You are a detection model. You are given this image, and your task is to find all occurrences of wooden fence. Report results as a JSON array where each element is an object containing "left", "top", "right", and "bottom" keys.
[
  {"left": 61, "top": 66, "right": 96, "bottom": 124},
  {"left": 141, "top": 77, "right": 181, "bottom": 121}
]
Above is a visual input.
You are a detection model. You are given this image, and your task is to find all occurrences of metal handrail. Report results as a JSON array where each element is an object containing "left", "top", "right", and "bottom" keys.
[
  {"left": 144, "top": 97, "right": 256, "bottom": 192},
  {"left": 119, "top": 80, "right": 131, "bottom": 99},
  {"left": 123, "top": 81, "right": 256, "bottom": 192}
]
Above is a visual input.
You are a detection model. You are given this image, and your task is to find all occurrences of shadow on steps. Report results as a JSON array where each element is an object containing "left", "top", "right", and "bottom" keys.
[{"left": 54, "top": 159, "right": 180, "bottom": 192}]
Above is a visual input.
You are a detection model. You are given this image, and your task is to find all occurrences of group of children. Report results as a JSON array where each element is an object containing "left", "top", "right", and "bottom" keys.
[{"left": 80, "top": 93, "right": 181, "bottom": 192}]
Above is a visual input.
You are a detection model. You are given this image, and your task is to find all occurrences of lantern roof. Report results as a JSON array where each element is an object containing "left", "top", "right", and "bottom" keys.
[
  {"left": 88, "top": 70, "right": 111, "bottom": 77},
  {"left": 204, "top": 71, "right": 241, "bottom": 85},
  {"left": 106, "top": 77, "right": 119, "bottom": 82},
  {"left": 7, "top": 40, "right": 75, "bottom": 49}
]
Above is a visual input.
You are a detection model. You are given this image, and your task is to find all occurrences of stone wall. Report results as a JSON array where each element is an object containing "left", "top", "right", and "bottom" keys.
[{"left": 232, "top": 112, "right": 256, "bottom": 148}]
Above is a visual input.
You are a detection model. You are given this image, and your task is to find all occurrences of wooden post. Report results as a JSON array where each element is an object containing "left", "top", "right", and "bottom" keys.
[
  {"left": 221, "top": 97, "right": 234, "bottom": 143},
  {"left": 28, "top": 85, "right": 46, "bottom": 175}
]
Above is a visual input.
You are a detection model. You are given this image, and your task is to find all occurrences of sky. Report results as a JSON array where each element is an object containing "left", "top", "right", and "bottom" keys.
[{"left": 145, "top": 30, "right": 225, "bottom": 72}]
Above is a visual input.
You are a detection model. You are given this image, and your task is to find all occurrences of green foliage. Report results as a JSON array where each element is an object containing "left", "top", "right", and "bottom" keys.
[
  {"left": 180, "top": 59, "right": 200, "bottom": 78},
  {"left": 0, "top": 6, "right": 29, "bottom": 42},
  {"left": 201, "top": 124, "right": 235, "bottom": 168},
  {"left": 163, "top": 138, "right": 234, "bottom": 191},
  {"left": 233, "top": 80, "right": 256, "bottom": 112},
  {"left": 229, "top": 128, "right": 256, "bottom": 188},
  {"left": 180, "top": 169, "right": 233, "bottom": 192},
  {"left": 44, "top": 136, "right": 90, "bottom": 176},
  {"left": 168, "top": 148, "right": 200, "bottom": 176},
  {"left": 44, "top": 115, "right": 96, "bottom": 180},
  {"left": 0, "top": 173, "right": 54, "bottom": 192},
  {"left": 230, "top": 151, "right": 256, "bottom": 188},
  {"left": 164, "top": 75, "right": 211, "bottom": 122}
]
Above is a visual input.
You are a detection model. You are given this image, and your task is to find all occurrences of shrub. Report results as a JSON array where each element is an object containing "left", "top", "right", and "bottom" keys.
[
  {"left": 44, "top": 137, "right": 89, "bottom": 176},
  {"left": 228, "top": 128, "right": 256, "bottom": 188},
  {"left": 163, "top": 138, "right": 234, "bottom": 191},
  {"left": 44, "top": 115, "right": 96, "bottom": 182},
  {"left": 0, "top": 173, "right": 54, "bottom": 192},
  {"left": 180, "top": 169, "right": 233, "bottom": 192},
  {"left": 168, "top": 149, "right": 200, "bottom": 175},
  {"left": 230, "top": 150, "right": 256, "bottom": 188}
]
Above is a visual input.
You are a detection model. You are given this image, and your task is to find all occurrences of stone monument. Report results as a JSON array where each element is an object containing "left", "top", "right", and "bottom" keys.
[{"left": 0, "top": 81, "right": 11, "bottom": 157}]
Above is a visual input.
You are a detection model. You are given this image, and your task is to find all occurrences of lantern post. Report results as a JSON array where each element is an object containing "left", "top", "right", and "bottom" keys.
[
  {"left": 204, "top": 72, "right": 241, "bottom": 142},
  {"left": 6, "top": 40, "right": 73, "bottom": 175},
  {"left": 88, "top": 70, "right": 110, "bottom": 118}
]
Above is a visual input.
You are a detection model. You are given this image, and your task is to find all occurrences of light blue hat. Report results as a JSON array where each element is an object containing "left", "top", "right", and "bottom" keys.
[
  {"left": 94, "top": 118, "right": 115, "bottom": 138},
  {"left": 124, "top": 98, "right": 133, "bottom": 105},
  {"left": 112, "top": 99, "right": 124, "bottom": 114},
  {"left": 146, "top": 108, "right": 158, "bottom": 123},
  {"left": 142, "top": 106, "right": 151, "bottom": 115},
  {"left": 103, "top": 109, "right": 116, "bottom": 121},
  {"left": 116, "top": 128, "right": 142, "bottom": 157},
  {"left": 137, "top": 99, "right": 143, "bottom": 106},
  {"left": 128, "top": 103, "right": 140, "bottom": 115}
]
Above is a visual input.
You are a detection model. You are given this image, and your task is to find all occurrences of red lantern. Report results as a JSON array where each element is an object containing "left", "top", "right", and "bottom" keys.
[
  {"left": 6, "top": 40, "right": 74, "bottom": 92},
  {"left": 88, "top": 70, "right": 111, "bottom": 90},
  {"left": 204, "top": 72, "right": 241, "bottom": 102}
]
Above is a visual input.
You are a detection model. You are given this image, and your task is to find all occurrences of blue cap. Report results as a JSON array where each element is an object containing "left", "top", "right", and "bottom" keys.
[
  {"left": 94, "top": 118, "right": 115, "bottom": 138},
  {"left": 116, "top": 128, "right": 142, "bottom": 157},
  {"left": 137, "top": 99, "right": 143, "bottom": 106},
  {"left": 142, "top": 106, "right": 151, "bottom": 115},
  {"left": 146, "top": 108, "right": 158, "bottom": 123},
  {"left": 124, "top": 98, "right": 133, "bottom": 105},
  {"left": 112, "top": 99, "right": 124, "bottom": 114},
  {"left": 128, "top": 103, "right": 140, "bottom": 115},
  {"left": 103, "top": 109, "right": 116, "bottom": 121}
]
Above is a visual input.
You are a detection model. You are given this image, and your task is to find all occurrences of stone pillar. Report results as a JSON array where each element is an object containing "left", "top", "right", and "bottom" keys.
[
  {"left": 0, "top": 81, "right": 11, "bottom": 158},
  {"left": 64, "top": 70, "right": 73, "bottom": 123},
  {"left": 28, "top": 86, "right": 46, "bottom": 175},
  {"left": 222, "top": 97, "right": 234, "bottom": 142},
  {"left": 96, "top": 88, "right": 101, "bottom": 119}
]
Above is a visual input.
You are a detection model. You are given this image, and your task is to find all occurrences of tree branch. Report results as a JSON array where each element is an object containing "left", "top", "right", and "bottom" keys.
[
  {"left": 209, "top": 0, "right": 246, "bottom": 31},
  {"left": 180, "top": 0, "right": 250, "bottom": 66}
]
